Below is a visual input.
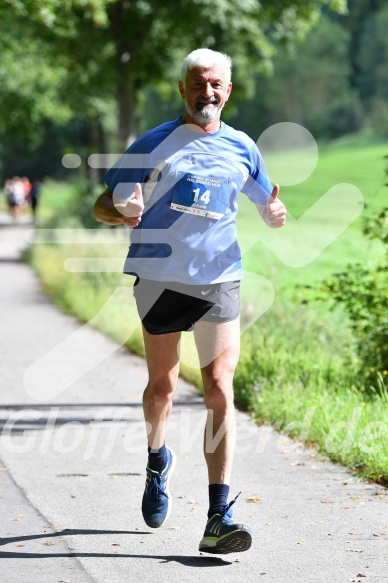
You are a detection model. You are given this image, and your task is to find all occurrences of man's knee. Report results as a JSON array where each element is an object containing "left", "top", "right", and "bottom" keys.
[
  {"left": 203, "top": 377, "right": 235, "bottom": 412},
  {"left": 144, "top": 377, "right": 176, "bottom": 404}
]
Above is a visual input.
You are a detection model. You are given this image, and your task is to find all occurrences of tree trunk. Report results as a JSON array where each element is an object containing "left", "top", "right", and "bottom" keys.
[
  {"left": 109, "top": 0, "right": 141, "bottom": 152},
  {"left": 80, "top": 116, "right": 107, "bottom": 183},
  {"left": 95, "top": 117, "right": 108, "bottom": 181},
  {"left": 117, "top": 76, "right": 139, "bottom": 151}
]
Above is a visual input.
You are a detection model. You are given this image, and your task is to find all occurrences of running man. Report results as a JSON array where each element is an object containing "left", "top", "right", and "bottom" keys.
[{"left": 94, "top": 48, "right": 287, "bottom": 554}]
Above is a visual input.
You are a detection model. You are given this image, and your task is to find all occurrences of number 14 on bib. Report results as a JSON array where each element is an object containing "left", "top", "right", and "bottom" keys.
[
  {"left": 193, "top": 188, "right": 211, "bottom": 205},
  {"left": 170, "top": 173, "right": 230, "bottom": 220}
]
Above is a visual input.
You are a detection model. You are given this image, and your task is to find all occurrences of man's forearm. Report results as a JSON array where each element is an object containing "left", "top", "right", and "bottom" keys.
[{"left": 93, "top": 193, "right": 124, "bottom": 225}]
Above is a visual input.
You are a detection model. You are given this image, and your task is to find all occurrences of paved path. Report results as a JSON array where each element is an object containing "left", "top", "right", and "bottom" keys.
[{"left": 0, "top": 213, "right": 386, "bottom": 583}]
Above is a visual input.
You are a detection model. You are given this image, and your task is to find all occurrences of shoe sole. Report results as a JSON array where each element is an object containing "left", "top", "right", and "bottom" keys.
[{"left": 199, "top": 528, "right": 252, "bottom": 554}]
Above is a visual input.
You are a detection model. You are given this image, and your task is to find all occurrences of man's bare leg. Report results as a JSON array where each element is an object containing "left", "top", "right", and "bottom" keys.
[
  {"left": 195, "top": 317, "right": 251, "bottom": 553},
  {"left": 141, "top": 326, "right": 181, "bottom": 528},
  {"left": 193, "top": 318, "right": 240, "bottom": 485},
  {"left": 142, "top": 326, "right": 181, "bottom": 450}
]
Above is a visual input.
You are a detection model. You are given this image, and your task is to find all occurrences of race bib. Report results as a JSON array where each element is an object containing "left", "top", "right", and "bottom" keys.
[{"left": 170, "top": 172, "right": 230, "bottom": 219}]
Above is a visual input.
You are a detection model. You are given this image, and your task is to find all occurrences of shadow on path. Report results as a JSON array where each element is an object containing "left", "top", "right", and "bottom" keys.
[
  {"left": 0, "top": 400, "right": 204, "bottom": 434},
  {"left": 0, "top": 528, "right": 151, "bottom": 546},
  {"left": 0, "top": 528, "right": 232, "bottom": 566},
  {"left": 0, "top": 401, "right": 203, "bottom": 411}
]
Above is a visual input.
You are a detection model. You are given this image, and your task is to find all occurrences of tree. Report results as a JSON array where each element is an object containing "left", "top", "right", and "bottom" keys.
[
  {"left": 227, "top": 14, "right": 363, "bottom": 140},
  {"left": 344, "top": 0, "right": 386, "bottom": 95},
  {"left": 0, "top": 10, "right": 71, "bottom": 146},
  {"left": 2, "top": 0, "right": 347, "bottom": 151},
  {"left": 354, "top": 3, "right": 388, "bottom": 135}
]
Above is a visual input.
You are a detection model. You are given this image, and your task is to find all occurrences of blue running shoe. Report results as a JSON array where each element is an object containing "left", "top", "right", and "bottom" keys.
[
  {"left": 142, "top": 447, "right": 176, "bottom": 528},
  {"left": 199, "top": 492, "right": 252, "bottom": 554}
]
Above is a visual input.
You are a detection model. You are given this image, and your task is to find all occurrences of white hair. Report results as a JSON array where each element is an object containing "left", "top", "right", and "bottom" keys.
[{"left": 181, "top": 48, "right": 232, "bottom": 85}]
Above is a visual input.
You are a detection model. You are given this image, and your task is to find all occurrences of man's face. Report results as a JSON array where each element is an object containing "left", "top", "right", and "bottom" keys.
[{"left": 179, "top": 65, "right": 232, "bottom": 125}]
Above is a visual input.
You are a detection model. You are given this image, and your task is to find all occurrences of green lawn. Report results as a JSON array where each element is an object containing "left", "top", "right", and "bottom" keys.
[
  {"left": 237, "top": 139, "right": 387, "bottom": 290},
  {"left": 29, "top": 136, "right": 388, "bottom": 484}
]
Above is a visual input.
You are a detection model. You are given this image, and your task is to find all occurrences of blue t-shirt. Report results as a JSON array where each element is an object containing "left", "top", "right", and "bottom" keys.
[{"left": 103, "top": 118, "right": 272, "bottom": 284}]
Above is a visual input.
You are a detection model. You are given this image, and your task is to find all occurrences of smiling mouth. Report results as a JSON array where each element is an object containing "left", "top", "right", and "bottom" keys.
[{"left": 195, "top": 99, "right": 219, "bottom": 110}]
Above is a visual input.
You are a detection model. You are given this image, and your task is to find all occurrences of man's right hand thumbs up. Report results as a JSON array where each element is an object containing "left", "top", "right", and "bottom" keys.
[{"left": 113, "top": 182, "right": 144, "bottom": 227}]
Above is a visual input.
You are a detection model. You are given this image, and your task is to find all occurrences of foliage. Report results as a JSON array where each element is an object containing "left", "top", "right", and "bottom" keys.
[
  {"left": 353, "top": 3, "right": 388, "bottom": 136},
  {"left": 347, "top": 0, "right": 388, "bottom": 97},
  {"left": 0, "top": 17, "right": 71, "bottom": 146},
  {"left": 228, "top": 14, "right": 363, "bottom": 139},
  {"left": 66, "top": 176, "right": 107, "bottom": 229},
  {"left": 321, "top": 207, "right": 388, "bottom": 393},
  {"left": 1, "top": 0, "right": 347, "bottom": 150},
  {"left": 7, "top": 0, "right": 388, "bottom": 186}
]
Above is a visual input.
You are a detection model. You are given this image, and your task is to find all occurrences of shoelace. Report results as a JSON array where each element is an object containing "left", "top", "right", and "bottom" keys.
[
  {"left": 220, "top": 491, "right": 241, "bottom": 517},
  {"left": 147, "top": 473, "right": 168, "bottom": 501}
]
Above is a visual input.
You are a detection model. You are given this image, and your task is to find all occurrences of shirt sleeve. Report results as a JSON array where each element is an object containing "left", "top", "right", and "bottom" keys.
[
  {"left": 242, "top": 144, "right": 273, "bottom": 205},
  {"left": 103, "top": 139, "right": 152, "bottom": 201}
]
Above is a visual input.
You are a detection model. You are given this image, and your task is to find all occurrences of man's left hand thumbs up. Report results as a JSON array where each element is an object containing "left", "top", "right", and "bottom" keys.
[{"left": 266, "top": 184, "right": 287, "bottom": 228}]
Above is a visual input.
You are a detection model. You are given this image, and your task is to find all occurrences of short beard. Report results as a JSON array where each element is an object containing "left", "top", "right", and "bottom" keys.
[{"left": 185, "top": 100, "right": 223, "bottom": 124}]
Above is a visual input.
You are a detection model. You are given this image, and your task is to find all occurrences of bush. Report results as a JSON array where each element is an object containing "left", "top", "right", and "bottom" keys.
[
  {"left": 41, "top": 175, "right": 105, "bottom": 230},
  {"left": 310, "top": 92, "right": 363, "bottom": 139},
  {"left": 321, "top": 207, "right": 388, "bottom": 393}
]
